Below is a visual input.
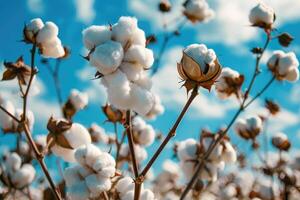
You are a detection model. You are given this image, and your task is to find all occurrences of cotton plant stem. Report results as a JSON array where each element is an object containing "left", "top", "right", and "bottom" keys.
[
  {"left": 180, "top": 34, "right": 272, "bottom": 199},
  {"left": 140, "top": 86, "right": 198, "bottom": 179},
  {"left": 0, "top": 106, "right": 21, "bottom": 123}
]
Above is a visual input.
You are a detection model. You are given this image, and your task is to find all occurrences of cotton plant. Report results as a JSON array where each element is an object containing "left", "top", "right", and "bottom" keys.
[{"left": 183, "top": 0, "right": 214, "bottom": 23}]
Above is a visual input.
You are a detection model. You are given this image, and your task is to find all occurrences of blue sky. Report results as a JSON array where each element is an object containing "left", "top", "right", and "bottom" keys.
[{"left": 1, "top": 0, "right": 300, "bottom": 176}]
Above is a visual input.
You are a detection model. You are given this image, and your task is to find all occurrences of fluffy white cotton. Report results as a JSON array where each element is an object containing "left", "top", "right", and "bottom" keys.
[
  {"left": 249, "top": 3, "right": 275, "bottom": 27},
  {"left": 69, "top": 89, "right": 89, "bottom": 110},
  {"left": 272, "top": 132, "right": 288, "bottom": 146},
  {"left": 0, "top": 99, "right": 15, "bottom": 131},
  {"left": 116, "top": 177, "right": 135, "bottom": 196},
  {"left": 145, "top": 94, "right": 164, "bottom": 120},
  {"left": 177, "top": 138, "right": 198, "bottom": 161},
  {"left": 183, "top": 0, "right": 214, "bottom": 23},
  {"left": 124, "top": 45, "right": 154, "bottom": 69},
  {"left": 202, "top": 136, "right": 223, "bottom": 161},
  {"left": 132, "top": 117, "right": 155, "bottom": 146},
  {"left": 267, "top": 50, "right": 299, "bottom": 82},
  {"left": 13, "top": 109, "right": 35, "bottom": 132},
  {"left": 120, "top": 144, "right": 148, "bottom": 162},
  {"left": 119, "top": 62, "right": 143, "bottom": 81},
  {"left": 235, "top": 116, "right": 262, "bottom": 139},
  {"left": 36, "top": 21, "right": 58, "bottom": 43},
  {"left": 5, "top": 152, "right": 22, "bottom": 172},
  {"left": 82, "top": 25, "right": 112, "bottom": 50},
  {"left": 51, "top": 123, "right": 91, "bottom": 162},
  {"left": 89, "top": 123, "right": 109, "bottom": 143},
  {"left": 129, "top": 83, "right": 154, "bottom": 116},
  {"left": 25, "top": 18, "right": 44, "bottom": 41},
  {"left": 90, "top": 40, "right": 124, "bottom": 75},
  {"left": 221, "top": 141, "right": 237, "bottom": 163},
  {"left": 85, "top": 174, "right": 111, "bottom": 197}
]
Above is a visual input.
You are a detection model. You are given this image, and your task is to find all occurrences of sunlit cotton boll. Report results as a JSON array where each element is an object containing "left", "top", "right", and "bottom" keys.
[
  {"left": 112, "top": 16, "right": 146, "bottom": 47},
  {"left": 0, "top": 99, "right": 15, "bottom": 131},
  {"left": 249, "top": 3, "right": 275, "bottom": 29},
  {"left": 24, "top": 18, "right": 44, "bottom": 42},
  {"left": 5, "top": 152, "right": 22, "bottom": 172},
  {"left": 221, "top": 141, "right": 237, "bottom": 163},
  {"left": 132, "top": 117, "right": 155, "bottom": 146},
  {"left": 129, "top": 83, "right": 154, "bottom": 116},
  {"left": 69, "top": 89, "right": 89, "bottom": 110},
  {"left": 36, "top": 21, "right": 58, "bottom": 43},
  {"left": 234, "top": 116, "right": 262, "bottom": 140},
  {"left": 120, "top": 144, "right": 148, "bottom": 162},
  {"left": 177, "top": 138, "right": 198, "bottom": 161},
  {"left": 89, "top": 40, "right": 124, "bottom": 75},
  {"left": 51, "top": 123, "right": 91, "bottom": 162},
  {"left": 267, "top": 50, "right": 299, "bottom": 82},
  {"left": 183, "top": 0, "right": 214, "bottom": 23},
  {"left": 119, "top": 62, "right": 143, "bottom": 81},
  {"left": 82, "top": 25, "right": 112, "bottom": 50},
  {"left": 124, "top": 45, "right": 154, "bottom": 69}
]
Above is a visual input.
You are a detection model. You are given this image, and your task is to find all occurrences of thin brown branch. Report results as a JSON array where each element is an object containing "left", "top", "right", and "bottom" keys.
[{"left": 0, "top": 105, "right": 21, "bottom": 123}]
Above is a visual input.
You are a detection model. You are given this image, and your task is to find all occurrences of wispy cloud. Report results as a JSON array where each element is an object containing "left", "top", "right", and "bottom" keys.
[
  {"left": 27, "top": 0, "right": 44, "bottom": 14},
  {"left": 74, "top": 0, "right": 96, "bottom": 24}
]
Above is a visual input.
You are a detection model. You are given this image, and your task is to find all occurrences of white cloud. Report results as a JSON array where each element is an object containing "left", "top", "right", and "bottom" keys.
[
  {"left": 74, "top": 0, "right": 95, "bottom": 24},
  {"left": 290, "top": 84, "right": 300, "bottom": 104},
  {"left": 27, "top": 0, "right": 44, "bottom": 14},
  {"left": 152, "top": 46, "right": 238, "bottom": 119},
  {"left": 129, "top": 0, "right": 300, "bottom": 47}
]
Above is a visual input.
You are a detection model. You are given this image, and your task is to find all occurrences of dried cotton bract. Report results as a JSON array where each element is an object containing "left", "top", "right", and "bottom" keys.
[
  {"left": 64, "top": 144, "right": 116, "bottom": 200},
  {"left": 272, "top": 132, "right": 290, "bottom": 151},
  {"left": 183, "top": 0, "right": 214, "bottom": 23},
  {"left": 82, "top": 16, "right": 163, "bottom": 117},
  {"left": 249, "top": 3, "right": 275, "bottom": 30},
  {"left": 234, "top": 116, "right": 263, "bottom": 140},
  {"left": 267, "top": 50, "right": 299, "bottom": 82},
  {"left": 177, "top": 44, "right": 221, "bottom": 92},
  {"left": 24, "top": 18, "right": 65, "bottom": 58}
]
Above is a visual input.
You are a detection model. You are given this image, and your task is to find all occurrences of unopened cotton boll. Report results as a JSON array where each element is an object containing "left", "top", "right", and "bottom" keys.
[
  {"left": 89, "top": 40, "right": 124, "bottom": 75},
  {"left": 82, "top": 25, "right": 112, "bottom": 50},
  {"left": 0, "top": 99, "right": 15, "bottom": 131},
  {"left": 51, "top": 123, "right": 91, "bottom": 162},
  {"left": 249, "top": 3, "right": 275, "bottom": 28},
  {"left": 24, "top": 18, "right": 44, "bottom": 42},
  {"left": 36, "top": 21, "right": 59, "bottom": 44},
  {"left": 69, "top": 89, "right": 89, "bottom": 110},
  {"left": 129, "top": 83, "right": 154, "bottom": 116},
  {"left": 183, "top": 0, "right": 214, "bottom": 23},
  {"left": 124, "top": 45, "right": 154, "bottom": 69}
]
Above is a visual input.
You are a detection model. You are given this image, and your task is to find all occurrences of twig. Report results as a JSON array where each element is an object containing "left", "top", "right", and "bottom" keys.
[
  {"left": 0, "top": 105, "right": 21, "bottom": 123},
  {"left": 180, "top": 34, "right": 272, "bottom": 199}
]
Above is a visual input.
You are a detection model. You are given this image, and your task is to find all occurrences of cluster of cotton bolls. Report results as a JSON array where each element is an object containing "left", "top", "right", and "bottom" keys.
[
  {"left": 176, "top": 135, "right": 236, "bottom": 182},
  {"left": 249, "top": 3, "right": 275, "bottom": 29},
  {"left": 152, "top": 160, "right": 180, "bottom": 197},
  {"left": 183, "top": 0, "right": 214, "bottom": 23},
  {"left": 24, "top": 18, "right": 65, "bottom": 58},
  {"left": 267, "top": 50, "right": 299, "bottom": 82},
  {"left": 82, "top": 16, "right": 164, "bottom": 118},
  {"left": 215, "top": 67, "right": 244, "bottom": 99},
  {"left": 0, "top": 98, "right": 34, "bottom": 133},
  {"left": 234, "top": 115, "right": 263, "bottom": 140},
  {"left": 63, "top": 144, "right": 116, "bottom": 200},
  {"left": 1, "top": 152, "right": 35, "bottom": 189},
  {"left": 116, "top": 176, "right": 156, "bottom": 200},
  {"left": 49, "top": 119, "right": 91, "bottom": 162}
]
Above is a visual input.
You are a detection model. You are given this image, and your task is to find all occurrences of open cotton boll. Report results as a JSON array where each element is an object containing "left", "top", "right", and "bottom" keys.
[
  {"left": 36, "top": 21, "right": 59, "bottom": 44},
  {"left": 85, "top": 174, "right": 111, "bottom": 197},
  {"left": 131, "top": 28, "right": 146, "bottom": 47},
  {"left": 119, "top": 62, "right": 143, "bottom": 81},
  {"left": 134, "top": 71, "right": 152, "bottom": 90},
  {"left": 285, "top": 67, "right": 299, "bottom": 82},
  {"left": 129, "top": 83, "right": 154, "bottom": 116},
  {"left": 74, "top": 143, "right": 102, "bottom": 166},
  {"left": 184, "top": 44, "right": 213, "bottom": 71},
  {"left": 102, "top": 69, "right": 131, "bottom": 91},
  {"left": 278, "top": 52, "right": 299, "bottom": 75},
  {"left": 116, "top": 177, "right": 135, "bottom": 196},
  {"left": 64, "top": 165, "right": 83, "bottom": 186},
  {"left": 177, "top": 138, "right": 198, "bottom": 161},
  {"left": 145, "top": 94, "right": 164, "bottom": 119},
  {"left": 92, "top": 153, "right": 116, "bottom": 177},
  {"left": 183, "top": 0, "right": 214, "bottom": 23},
  {"left": 69, "top": 89, "right": 89, "bottom": 110},
  {"left": 89, "top": 40, "right": 124, "bottom": 75},
  {"left": 112, "top": 16, "right": 138, "bottom": 47},
  {"left": 82, "top": 25, "right": 112, "bottom": 50},
  {"left": 89, "top": 123, "right": 109, "bottom": 144},
  {"left": 0, "top": 99, "right": 15, "bottom": 131},
  {"left": 249, "top": 3, "right": 275, "bottom": 27},
  {"left": 25, "top": 18, "right": 44, "bottom": 41},
  {"left": 124, "top": 45, "right": 154, "bottom": 69},
  {"left": 107, "top": 87, "right": 132, "bottom": 110},
  {"left": 141, "top": 189, "right": 155, "bottom": 200},
  {"left": 5, "top": 152, "right": 22, "bottom": 172},
  {"left": 67, "top": 180, "right": 90, "bottom": 200},
  {"left": 221, "top": 141, "right": 237, "bottom": 163},
  {"left": 135, "top": 124, "right": 156, "bottom": 147},
  {"left": 52, "top": 123, "right": 91, "bottom": 162},
  {"left": 41, "top": 38, "right": 65, "bottom": 58},
  {"left": 202, "top": 137, "right": 223, "bottom": 161},
  {"left": 11, "top": 164, "right": 35, "bottom": 188},
  {"left": 199, "top": 162, "right": 218, "bottom": 182},
  {"left": 132, "top": 116, "right": 146, "bottom": 131}
]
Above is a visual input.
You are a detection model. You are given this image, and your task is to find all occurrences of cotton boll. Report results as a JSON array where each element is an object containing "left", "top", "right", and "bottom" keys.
[
  {"left": 119, "top": 62, "right": 143, "bottom": 81},
  {"left": 11, "top": 164, "right": 35, "bottom": 188},
  {"left": 0, "top": 99, "right": 15, "bottom": 131},
  {"left": 19, "top": 141, "right": 30, "bottom": 155},
  {"left": 85, "top": 174, "right": 111, "bottom": 197},
  {"left": 202, "top": 137, "right": 222, "bottom": 161},
  {"left": 106, "top": 87, "right": 132, "bottom": 110},
  {"left": 132, "top": 116, "right": 147, "bottom": 131},
  {"left": 82, "top": 25, "right": 112, "bottom": 50},
  {"left": 177, "top": 138, "right": 198, "bottom": 161},
  {"left": 41, "top": 37, "right": 65, "bottom": 58},
  {"left": 180, "top": 161, "right": 196, "bottom": 181},
  {"left": 134, "top": 71, "right": 152, "bottom": 90},
  {"left": 64, "top": 166, "right": 83, "bottom": 186},
  {"left": 89, "top": 123, "right": 109, "bottom": 144},
  {"left": 199, "top": 163, "right": 218, "bottom": 182},
  {"left": 267, "top": 51, "right": 284, "bottom": 70},
  {"left": 25, "top": 18, "right": 44, "bottom": 41},
  {"left": 74, "top": 143, "right": 102, "bottom": 166},
  {"left": 69, "top": 89, "right": 89, "bottom": 110},
  {"left": 249, "top": 3, "right": 275, "bottom": 27},
  {"left": 122, "top": 190, "right": 134, "bottom": 200},
  {"left": 278, "top": 52, "right": 299, "bottom": 75},
  {"left": 5, "top": 152, "right": 22, "bottom": 172},
  {"left": 163, "top": 160, "right": 180, "bottom": 175},
  {"left": 285, "top": 67, "right": 299, "bottom": 82},
  {"left": 136, "top": 124, "right": 155, "bottom": 147},
  {"left": 92, "top": 153, "right": 116, "bottom": 178},
  {"left": 184, "top": 0, "right": 214, "bottom": 23},
  {"left": 132, "top": 28, "right": 146, "bottom": 47},
  {"left": 51, "top": 144, "right": 77, "bottom": 162},
  {"left": 129, "top": 84, "right": 154, "bottom": 116},
  {"left": 67, "top": 181, "right": 90, "bottom": 200},
  {"left": 141, "top": 189, "right": 155, "bottom": 200},
  {"left": 221, "top": 141, "right": 237, "bottom": 163},
  {"left": 124, "top": 45, "right": 154, "bottom": 69},
  {"left": 116, "top": 177, "right": 135, "bottom": 196},
  {"left": 36, "top": 21, "right": 59, "bottom": 44},
  {"left": 145, "top": 94, "right": 164, "bottom": 120},
  {"left": 120, "top": 144, "right": 148, "bottom": 162},
  {"left": 89, "top": 40, "right": 124, "bottom": 75},
  {"left": 63, "top": 123, "right": 91, "bottom": 149},
  {"left": 112, "top": 16, "right": 138, "bottom": 47}
]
